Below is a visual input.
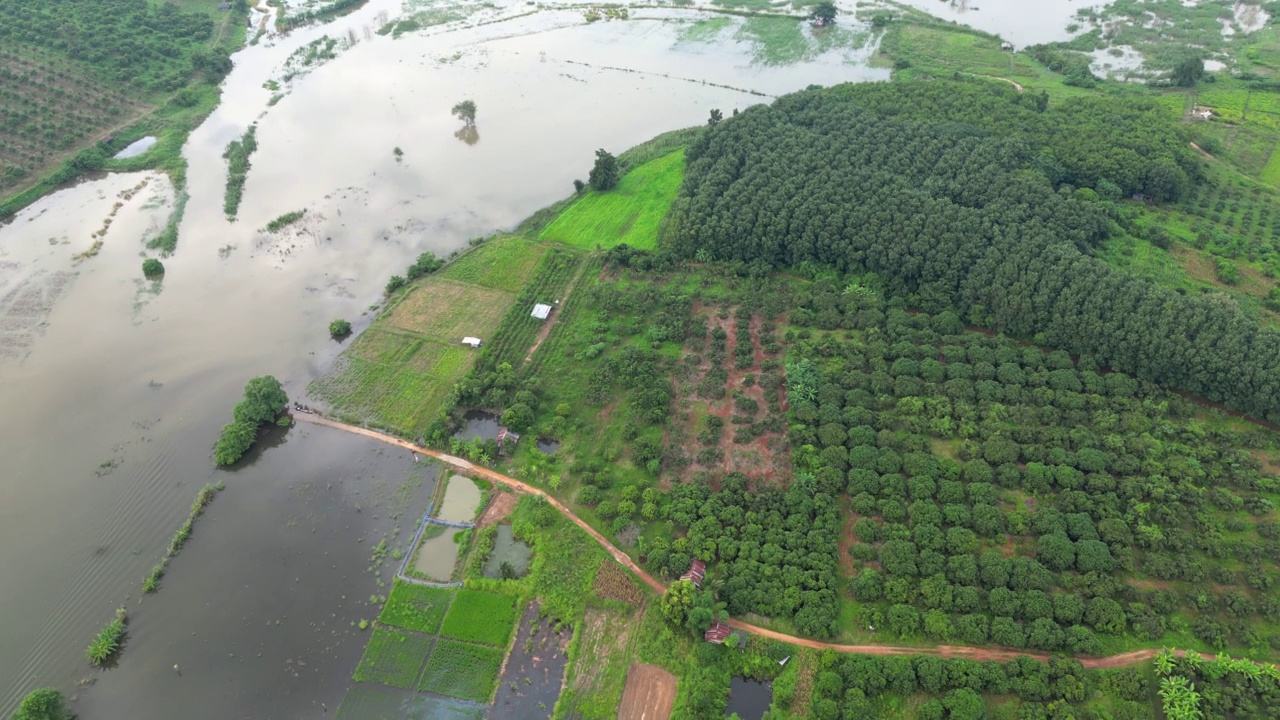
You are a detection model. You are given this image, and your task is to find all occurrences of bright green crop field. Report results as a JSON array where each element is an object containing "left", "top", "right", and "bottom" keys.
[
  {"left": 378, "top": 580, "right": 455, "bottom": 635},
  {"left": 439, "top": 589, "right": 517, "bottom": 647},
  {"left": 417, "top": 639, "right": 504, "bottom": 702},
  {"left": 539, "top": 150, "right": 684, "bottom": 250}
]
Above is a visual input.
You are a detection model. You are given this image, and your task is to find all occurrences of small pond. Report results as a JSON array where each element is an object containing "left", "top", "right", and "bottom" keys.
[
  {"left": 411, "top": 525, "right": 462, "bottom": 582},
  {"left": 536, "top": 438, "right": 560, "bottom": 454},
  {"left": 112, "top": 136, "right": 157, "bottom": 159},
  {"left": 725, "top": 677, "right": 772, "bottom": 720},
  {"left": 454, "top": 410, "right": 501, "bottom": 441},
  {"left": 483, "top": 525, "right": 532, "bottom": 579},
  {"left": 434, "top": 474, "right": 483, "bottom": 524}
]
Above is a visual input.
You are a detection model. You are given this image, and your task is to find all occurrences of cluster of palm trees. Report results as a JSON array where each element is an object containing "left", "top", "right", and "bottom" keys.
[{"left": 1154, "top": 648, "right": 1280, "bottom": 720}]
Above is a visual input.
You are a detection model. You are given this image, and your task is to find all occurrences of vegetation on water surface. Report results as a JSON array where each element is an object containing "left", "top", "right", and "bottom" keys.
[
  {"left": 264, "top": 210, "right": 306, "bottom": 233},
  {"left": 439, "top": 589, "right": 517, "bottom": 647},
  {"left": 143, "top": 482, "right": 224, "bottom": 594},
  {"left": 417, "top": 638, "right": 503, "bottom": 702},
  {"left": 10, "top": 688, "right": 70, "bottom": 720},
  {"left": 377, "top": 580, "right": 454, "bottom": 635},
  {"left": 85, "top": 607, "right": 128, "bottom": 667},
  {"left": 142, "top": 258, "right": 165, "bottom": 278},
  {"left": 352, "top": 625, "right": 432, "bottom": 689},
  {"left": 222, "top": 126, "right": 258, "bottom": 220},
  {"left": 540, "top": 150, "right": 684, "bottom": 251},
  {"left": 215, "top": 376, "right": 287, "bottom": 466},
  {"left": 329, "top": 319, "right": 352, "bottom": 338}
]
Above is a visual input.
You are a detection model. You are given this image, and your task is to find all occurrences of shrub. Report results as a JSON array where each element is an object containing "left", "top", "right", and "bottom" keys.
[
  {"left": 12, "top": 689, "right": 70, "bottom": 720},
  {"left": 86, "top": 607, "right": 127, "bottom": 666},
  {"left": 142, "top": 258, "right": 165, "bottom": 277},
  {"left": 329, "top": 318, "right": 352, "bottom": 337},
  {"left": 385, "top": 275, "right": 406, "bottom": 294}
]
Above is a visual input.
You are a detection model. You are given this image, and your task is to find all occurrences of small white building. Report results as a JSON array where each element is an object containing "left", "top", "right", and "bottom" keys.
[
  {"left": 462, "top": 337, "right": 482, "bottom": 348},
  {"left": 531, "top": 303, "right": 553, "bottom": 321}
]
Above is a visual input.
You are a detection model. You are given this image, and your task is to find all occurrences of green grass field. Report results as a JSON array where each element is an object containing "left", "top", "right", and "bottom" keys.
[
  {"left": 353, "top": 626, "right": 434, "bottom": 689},
  {"left": 439, "top": 237, "right": 547, "bottom": 293},
  {"left": 378, "top": 580, "right": 456, "bottom": 635},
  {"left": 539, "top": 150, "right": 684, "bottom": 251},
  {"left": 439, "top": 589, "right": 518, "bottom": 647},
  {"left": 417, "top": 639, "right": 504, "bottom": 702}
]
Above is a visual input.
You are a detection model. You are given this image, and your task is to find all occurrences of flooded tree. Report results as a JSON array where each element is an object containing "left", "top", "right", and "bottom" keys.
[
  {"left": 588, "top": 149, "right": 618, "bottom": 191},
  {"left": 451, "top": 99, "right": 477, "bottom": 127},
  {"left": 708, "top": 109, "right": 723, "bottom": 126},
  {"left": 810, "top": 1, "right": 837, "bottom": 26}
]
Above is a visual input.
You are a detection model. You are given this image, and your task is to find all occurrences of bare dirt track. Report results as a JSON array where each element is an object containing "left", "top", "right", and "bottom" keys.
[
  {"left": 293, "top": 413, "right": 1222, "bottom": 669},
  {"left": 618, "top": 664, "right": 677, "bottom": 720}
]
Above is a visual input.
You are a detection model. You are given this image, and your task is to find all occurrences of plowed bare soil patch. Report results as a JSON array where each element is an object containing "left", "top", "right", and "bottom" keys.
[
  {"left": 618, "top": 664, "right": 676, "bottom": 720},
  {"left": 478, "top": 490, "right": 517, "bottom": 528}
]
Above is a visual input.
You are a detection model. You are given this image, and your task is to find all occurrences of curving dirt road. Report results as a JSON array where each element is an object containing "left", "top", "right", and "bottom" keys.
[{"left": 293, "top": 413, "right": 1207, "bottom": 669}]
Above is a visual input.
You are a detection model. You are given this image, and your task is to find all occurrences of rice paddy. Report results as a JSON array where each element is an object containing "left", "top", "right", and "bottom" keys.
[
  {"left": 377, "top": 581, "right": 455, "bottom": 635},
  {"left": 439, "top": 589, "right": 518, "bottom": 647},
  {"left": 539, "top": 150, "right": 685, "bottom": 251},
  {"left": 417, "top": 639, "right": 504, "bottom": 703},
  {"left": 352, "top": 626, "right": 434, "bottom": 689}
]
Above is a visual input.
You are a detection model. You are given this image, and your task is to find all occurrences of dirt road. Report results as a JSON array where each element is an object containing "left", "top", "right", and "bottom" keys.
[{"left": 292, "top": 413, "right": 1215, "bottom": 669}]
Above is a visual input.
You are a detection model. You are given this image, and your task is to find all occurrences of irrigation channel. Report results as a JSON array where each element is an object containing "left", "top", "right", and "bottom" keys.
[
  {"left": 0, "top": 0, "right": 1119, "bottom": 715},
  {"left": 293, "top": 414, "right": 1216, "bottom": 671}
]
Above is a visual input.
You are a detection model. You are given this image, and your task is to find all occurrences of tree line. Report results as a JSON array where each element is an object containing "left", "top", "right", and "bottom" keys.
[{"left": 664, "top": 80, "right": 1280, "bottom": 425}]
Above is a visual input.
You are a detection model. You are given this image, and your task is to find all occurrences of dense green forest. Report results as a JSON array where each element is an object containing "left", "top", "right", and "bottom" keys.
[{"left": 665, "top": 81, "right": 1280, "bottom": 424}]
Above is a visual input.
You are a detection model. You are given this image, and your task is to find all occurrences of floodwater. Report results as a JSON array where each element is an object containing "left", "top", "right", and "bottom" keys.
[
  {"left": 411, "top": 529, "right": 461, "bottom": 582},
  {"left": 725, "top": 677, "right": 772, "bottom": 720},
  {"left": 112, "top": 136, "right": 157, "bottom": 159},
  {"left": 490, "top": 603, "right": 570, "bottom": 720},
  {"left": 74, "top": 424, "right": 436, "bottom": 719},
  {"left": 435, "top": 475, "right": 483, "bottom": 524},
  {"left": 887, "top": 0, "right": 1112, "bottom": 46},
  {"left": 536, "top": 438, "right": 560, "bottom": 454},
  {"left": 0, "top": 0, "right": 892, "bottom": 715},
  {"left": 483, "top": 525, "right": 532, "bottom": 579}
]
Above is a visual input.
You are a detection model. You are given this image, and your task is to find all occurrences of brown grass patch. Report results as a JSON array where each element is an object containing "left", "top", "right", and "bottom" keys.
[
  {"left": 384, "top": 279, "right": 513, "bottom": 341},
  {"left": 618, "top": 664, "right": 676, "bottom": 720},
  {"left": 593, "top": 560, "right": 645, "bottom": 606}
]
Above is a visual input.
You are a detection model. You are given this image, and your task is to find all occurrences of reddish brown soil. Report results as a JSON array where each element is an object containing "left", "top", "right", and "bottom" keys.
[
  {"left": 665, "top": 305, "right": 790, "bottom": 487},
  {"left": 618, "top": 664, "right": 677, "bottom": 720},
  {"left": 477, "top": 490, "right": 517, "bottom": 528}
]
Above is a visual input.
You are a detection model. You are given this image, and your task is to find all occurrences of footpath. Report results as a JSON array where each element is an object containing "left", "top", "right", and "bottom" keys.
[{"left": 293, "top": 413, "right": 1198, "bottom": 669}]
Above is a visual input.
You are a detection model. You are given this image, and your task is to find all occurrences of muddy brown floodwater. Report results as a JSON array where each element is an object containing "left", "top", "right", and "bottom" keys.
[{"left": 0, "top": 0, "right": 893, "bottom": 716}]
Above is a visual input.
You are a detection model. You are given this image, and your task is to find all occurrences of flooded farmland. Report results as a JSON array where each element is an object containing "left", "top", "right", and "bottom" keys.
[{"left": 0, "top": 0, "right": 1093, "bottom": 715}]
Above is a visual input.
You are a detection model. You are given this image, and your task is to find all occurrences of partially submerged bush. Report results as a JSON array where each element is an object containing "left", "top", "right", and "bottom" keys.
[
  {"left": 142, "top": 258, "right": 165, "bottom": 277},
  {"left": 215, "top": 376, "right": 287, "bottom": 466},
  {"left": 329, "top": 318, "right": 352, "bottom": 337}
]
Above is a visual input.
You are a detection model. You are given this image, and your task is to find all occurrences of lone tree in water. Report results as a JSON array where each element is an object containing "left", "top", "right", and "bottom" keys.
[
  {"left": 708, "top": 108, "right": 723, "bottom": 126},
  {"left": 811, "top": 1, "right": 837, "bottom": 25},
  {"left": 451, "top": 99, "right": 477, "bottom": 127},
  {"left": 588, "top": 148, "right": 618, "bottom": 191}
]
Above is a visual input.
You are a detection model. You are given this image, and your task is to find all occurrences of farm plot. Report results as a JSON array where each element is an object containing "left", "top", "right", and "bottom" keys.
[
  {"left": 592, "top": 560, "right": 645, "bottom": 606},
  {"left": 378, "top": 580, "right": 455, "bottom": 635},
  {"left": 439, "top": 236, "right": 546, "bottom": 292},
  {"left": 557, "top": 607, "right": 639, "bottom": 720},
  {"left": 353, "top": 626, "right": 434, "bottom": 689},
  {"left": 440, "top": 589, "right": 518, "bottom": 647},
  {"left": 491, "top": 603, "right": 572, "bottom": 720},
  {"left": 418, "top": 638, "right": 504, "bottom": 703},
  {"left": 617, "top": 664, "right": 677, "bottom": 720},
  {"left": 480, "top": 248, "right": 584, "bottom": 369},
  {"left": 539, "top": 151, "right": 684, "bottom": 250}
]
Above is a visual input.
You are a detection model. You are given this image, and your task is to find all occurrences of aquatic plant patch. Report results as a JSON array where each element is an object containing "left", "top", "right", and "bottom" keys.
[
  {"left": 539, "top": 150, "right": 684, "bottom": 251},
  {"left": 440, "top": 589, "right": 518, "bottom": 647},
  {"left": 417, "top": 638, "right": 504, "bottom": 702},
  {"left": 352, "top": 626, "right": 433, "bottom": 689},
  {"left": 378, "top": 580, "right": 455, "bottom": 634},
  {"left": 86, "top": 607, "right": 128, "bottom": 666}
]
